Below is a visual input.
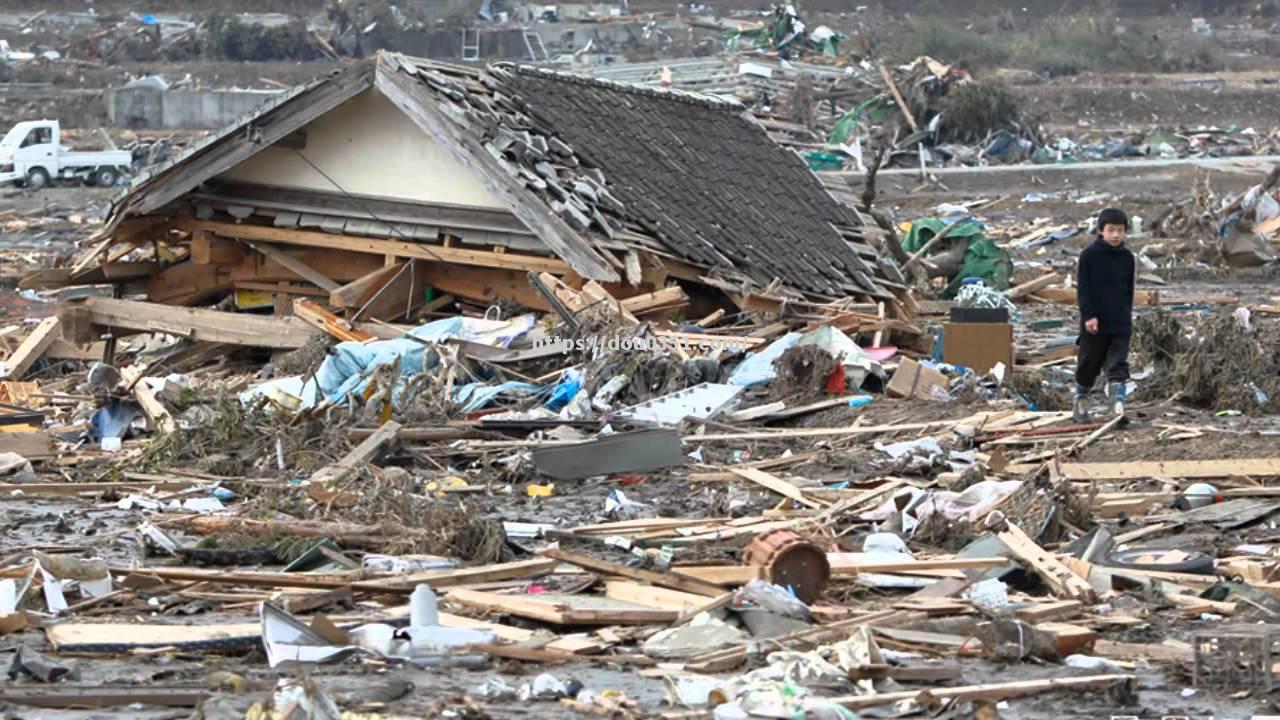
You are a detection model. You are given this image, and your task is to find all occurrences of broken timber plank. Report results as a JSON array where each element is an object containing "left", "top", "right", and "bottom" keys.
[
  {"left": 828, "top": 556, "right": 1009, "bottom": 576},
  {"left": 175, "top": 218, "right": 572, "bottom": 275},
  {"left": 43, "top": 606, "right": 546, "bottom": 654},
  {"left": 728, "top": 467, "right": 826, "bottom": 509},
  {"left": 120, "top": 366, "right": 176, "bottom": 434},
  {"left": 62, "top": 298, "right": 315, "bottom": 349},
  {"left": 758, "top": 395, "right": 868, "bottom": 422},
  {"left": 311, "top": 421, "right": 401, "bottom": 484},
  {"left": 874, "top": 627, "right": 982, "bottom": 653},
  {"left": 1, "top": 317, "right": 59, "bottom": 380},
  {"left": 110, "top": 558, "right": 554, "bottom": 595},
  {"left": 347, "top": 261, "right": 427, "bottom": 321},
  {"left": 646, "top": 565, "right": 763, "bottom": 586},
  {"left": 428, "top": 264, "right": 550, "bottom": 311},
  {"left": 1015, "top": 600, "right": 1083, "bottom": 623},
  {"left": 727, "top": 402, "right": 787, "bottom": 422},
  {"left": 828, "top": 674, "right": 1134, "bottom": 711},
  {"left": 1030, "top": 287, "right": 1163, "bottom": 306},
  {"left": 1011, "top": 458, "right": 1280, "bottom": 480},
  {"left": 684, "top": 610, "right": 914, "bottom": 673},
  {"left": 618, "top": 286, "right": 688, "bottom": 315},
  {"left": 244, "top": 241, "right": 340, "bottom": 292},
  {"left": 352, "top": 558, "right": 557, "bottom": 590},
  {"left": 878, "top": 61, "right": 919, "bottom": 132},
  {"left": 330, "top": 263, "right": 404, "bottom": 307},
  {"left": 0, "top": 480, "right": 205, "bottom": 496},
  {"left": 695, "top": 308, "right": 725, "bottom": 328},
  {"left": 603, "top": 582, "right": 708, "bottom": 612},
  {"left": 997, "top": 522, "right": 1097, "bottom": 602},
  {"left": 191, "top": 230, "right": 245, "bottom": 265},
  {"left": 1006, "top": 272, "right": 1062, "bottom": 300},
  {"left": 446, "top": 588, "right": 676, "bottom": 625},
  {"left": 684, "top": 420, "right": 953, "bottom": 443},
  {"left": 1094, "top": 639, "right": 1193, "bottom": 664},
  {"left": 1035, "top": 622, "right": 1098, "bottom": 656},
  {"left": 541, "top": 548, "right": 725, "bottom": 597},
  {"left": 44, "top": 339, "right": 106, "bottom": 362},
  {"left": 536, "top": 272, "right": 638, "bottom": 324},
  {"left": 292, "top": 299, "right": 375, "bottom": 343}
]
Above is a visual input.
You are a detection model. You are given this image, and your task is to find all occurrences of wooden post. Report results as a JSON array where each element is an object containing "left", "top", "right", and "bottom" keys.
[{"left": 878, "top": 61, "right": 919, "bottom": 132}]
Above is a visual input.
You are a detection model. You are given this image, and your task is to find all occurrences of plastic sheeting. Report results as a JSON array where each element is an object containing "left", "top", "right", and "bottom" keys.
[
  {"left": 795, "top": 326, "right": 878, "bottom": 387},
  {"left": 315, "top": 315, "right": 536, "bottom": 403},
  {"left": 454, "top": 381, "right": 542, "bottom": 413},
  {"left": 89, "top": 401, "right": 139, "bottom": 441},
  {"left": 727, "top": 332, "right": 802, "bottom": 388},
  {"left": 728, "top": 327, "right": 879, "bottom": 389},
  {"left": 243, "top": 315, "right": 537, "bottom": 411}
]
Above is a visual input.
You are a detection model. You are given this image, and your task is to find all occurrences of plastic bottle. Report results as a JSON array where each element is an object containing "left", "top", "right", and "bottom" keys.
[{"left": 410, "top": 584, "right": 438, "bottom": 627}]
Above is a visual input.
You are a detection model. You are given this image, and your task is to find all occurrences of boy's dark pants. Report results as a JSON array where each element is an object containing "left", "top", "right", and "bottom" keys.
[{"left": 1075, "top": 334, "right": 1130, "bottom": 393}]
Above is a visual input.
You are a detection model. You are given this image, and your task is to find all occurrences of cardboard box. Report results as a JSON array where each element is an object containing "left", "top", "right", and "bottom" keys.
[
  {"left": 943, "top": 322, "right": 1014, "bottom": 375},
  {"left": 887, "top": 358, "right": 949, "bottom": 400}
]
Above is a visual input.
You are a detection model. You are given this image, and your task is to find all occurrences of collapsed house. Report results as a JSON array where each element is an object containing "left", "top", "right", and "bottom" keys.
[{"left": 31, "top": 52, "right": 909, "bottom": 345}]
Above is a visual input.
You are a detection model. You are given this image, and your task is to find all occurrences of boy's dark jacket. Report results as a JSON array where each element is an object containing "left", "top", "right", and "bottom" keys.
[{"left": 1076, "top": 236, "right": 1135, "bottom": 336}]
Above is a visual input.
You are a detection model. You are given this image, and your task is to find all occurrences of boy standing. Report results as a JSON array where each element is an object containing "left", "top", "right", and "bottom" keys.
[{"left": 1074, "top": 208, "right": 1135, "bottom": 423}]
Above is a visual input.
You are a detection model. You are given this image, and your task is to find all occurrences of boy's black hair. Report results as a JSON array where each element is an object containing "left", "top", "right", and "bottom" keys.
[{"left": 1097, "top": 207, "right": 1129, "bottom": 231}]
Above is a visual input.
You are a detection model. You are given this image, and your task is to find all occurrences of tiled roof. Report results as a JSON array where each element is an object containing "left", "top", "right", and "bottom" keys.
[{"left": 397, "top": 57, "right": 896, "bottom": 298}]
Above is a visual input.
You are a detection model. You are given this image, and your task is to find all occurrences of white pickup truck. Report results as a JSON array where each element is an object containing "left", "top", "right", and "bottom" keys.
[{"left": 0, "top": 120, "right": 134, "bottom": 189}]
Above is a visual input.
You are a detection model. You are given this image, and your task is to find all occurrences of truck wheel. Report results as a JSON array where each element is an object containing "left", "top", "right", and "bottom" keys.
[
  {"left": 25, "top": 168, "right": 50, "bottom": 190},
  {"left": 93, "top": 168, "right": 119, "bottom": 187}
]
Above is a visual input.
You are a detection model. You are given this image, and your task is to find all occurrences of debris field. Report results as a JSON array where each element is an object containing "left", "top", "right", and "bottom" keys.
[{"left": 8, "top": 7, "right": 1280, "bottom": 720}]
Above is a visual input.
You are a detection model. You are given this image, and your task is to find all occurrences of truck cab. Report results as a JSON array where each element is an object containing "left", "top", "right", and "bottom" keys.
[
  {"left": 0, "top": 120, "right": 57, "bottom": 187},
  {"left": 0, "top": 120, "right": 133, "bottom": 189}
]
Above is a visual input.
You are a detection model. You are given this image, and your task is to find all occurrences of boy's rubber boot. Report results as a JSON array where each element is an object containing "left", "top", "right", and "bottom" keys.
[
  {"left": 1072, "top": 395, "right": 1090, "bottom": 424},
  {"left": 1107, "top": 383, "right": 1129, "bottom": 424}
]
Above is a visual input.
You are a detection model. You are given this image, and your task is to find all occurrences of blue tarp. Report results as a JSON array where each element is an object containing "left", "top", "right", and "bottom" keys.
[
  {"left": 727, "top": 333, "right": 802, "bottom": 388},
  {"left": 455, "top": 381, "right": 542, "bottom": 413}
]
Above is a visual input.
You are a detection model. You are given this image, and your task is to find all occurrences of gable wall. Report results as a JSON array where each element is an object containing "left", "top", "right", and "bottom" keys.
[{"left": 219, "top": 87, "right": 506, "bottom": 211}]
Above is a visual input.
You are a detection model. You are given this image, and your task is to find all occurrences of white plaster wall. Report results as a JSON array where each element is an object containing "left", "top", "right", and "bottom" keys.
[{"left": 220, "top": 87, "right": 505, "bottom": 211}]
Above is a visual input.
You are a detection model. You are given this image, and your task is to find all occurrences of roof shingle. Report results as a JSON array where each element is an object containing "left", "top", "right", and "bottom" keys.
[{"left": 403, "top": 59, "right": 894, "bottom": 298}]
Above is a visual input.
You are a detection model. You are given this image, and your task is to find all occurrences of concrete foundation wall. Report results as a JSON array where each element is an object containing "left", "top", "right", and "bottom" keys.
[{"left": 108, "top": 87, "right": 284, "bottom": 130}]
